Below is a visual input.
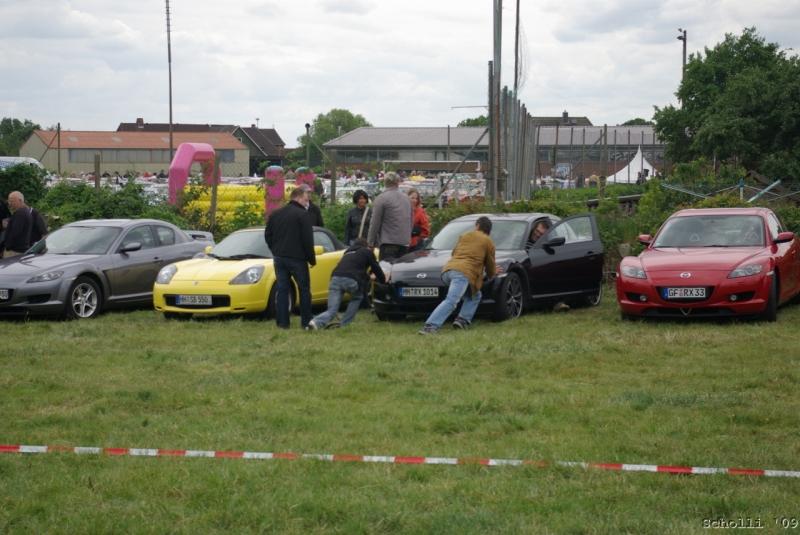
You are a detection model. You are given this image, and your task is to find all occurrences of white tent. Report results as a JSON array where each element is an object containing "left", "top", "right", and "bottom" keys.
[{"left": 606, "top": 146, "right": 656, "bottom": 184}]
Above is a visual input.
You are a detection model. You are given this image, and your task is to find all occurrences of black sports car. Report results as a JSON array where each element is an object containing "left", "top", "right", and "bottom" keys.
[
  {"left": 0, "top": 219, "right": 213, "bottom": 319},
  {"left": 373, "top": 213, "right": 604, "bottom": 321}
]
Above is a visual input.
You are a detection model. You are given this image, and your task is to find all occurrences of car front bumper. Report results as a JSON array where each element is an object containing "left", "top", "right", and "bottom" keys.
[
  {"left": 0, "top": 277, "right": 74, "bottom": 316},
  {"left": 373, "top": 278, "right": 500, "bottom": 317},
  {"left": 153, "top": 280, "right": 268, "bottom": 316},
  {"left": 616, "top": 272, "right": 772, "bottom": 318}
]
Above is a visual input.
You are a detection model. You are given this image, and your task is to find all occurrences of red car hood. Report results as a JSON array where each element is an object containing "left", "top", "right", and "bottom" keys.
[{"left": 641, "top": 247, "right": 765, "bottom": 272}]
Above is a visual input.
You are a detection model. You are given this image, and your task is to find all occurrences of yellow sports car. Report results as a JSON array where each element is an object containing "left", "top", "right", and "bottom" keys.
[{"left": 153, "top": 227, "right": 346, "bottom": 319}]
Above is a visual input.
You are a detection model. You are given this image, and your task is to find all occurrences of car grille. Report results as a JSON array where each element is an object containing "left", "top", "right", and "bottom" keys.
[
  {"left": 0, "top": 289, "right": 12, "bottom": 302},
  {"left": 164, "top": 295, "right": 231, "bottom": 309}
]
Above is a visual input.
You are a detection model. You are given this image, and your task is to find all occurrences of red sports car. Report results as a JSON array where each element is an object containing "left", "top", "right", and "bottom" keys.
[{"left": 617, "top": 208, "right": 800, "bottom": 321}]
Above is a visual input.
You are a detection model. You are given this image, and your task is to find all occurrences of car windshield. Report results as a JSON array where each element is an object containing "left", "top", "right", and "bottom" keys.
[
  {"left": 428, "top": 220, "right": 528, "bottom": 250},
  {"left": 29, "top": 226, "right": 122, "bottom": 255},
  {"left": 211, "top": 230, "right": 272, "bottom": 259},
  {"left": 654, "top": 215, "right": 765, "bottom": 247}
]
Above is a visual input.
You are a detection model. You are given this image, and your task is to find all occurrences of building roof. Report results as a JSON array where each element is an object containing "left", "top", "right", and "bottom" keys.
[
  {"left": 117, "top": 120, "right": 238, "bottom": 133},
  {"left": 531, "top": 116, "right": 593, "bottom": 127},
  {"left": 33, "top": 130, "right": 247, "bottom": 150},
  {"left": 324, "top": 126, "right": 662, "bottom": 149},
  {"left": 237, "top": 126, "right": 285, "bottom": 158},
  {"left": 325, "top": 127, "right": 488, "bottom": 148}
]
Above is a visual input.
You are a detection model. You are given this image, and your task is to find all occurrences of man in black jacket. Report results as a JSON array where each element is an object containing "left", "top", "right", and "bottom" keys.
[
  {"left": 3, "top": 191, "right": 48, "bottom": 258},
  {"left": 308, "top": 239, "right": 384, "bottom": 330},
  {"left": 265, "top": 187, "right": 316, "bottom": 329}
]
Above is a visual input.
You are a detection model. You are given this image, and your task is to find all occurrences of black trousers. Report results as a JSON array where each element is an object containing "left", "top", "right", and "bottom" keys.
[{"left": 378, "top": 244, "right": 408, "bottom": 261}]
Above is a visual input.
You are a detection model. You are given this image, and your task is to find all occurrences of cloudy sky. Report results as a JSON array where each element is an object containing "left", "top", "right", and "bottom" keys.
[{"left": 1, "top": 0, "right": 799, "bottom": 147}]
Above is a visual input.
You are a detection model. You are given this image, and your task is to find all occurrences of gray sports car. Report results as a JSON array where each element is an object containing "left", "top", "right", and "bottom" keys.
[{"left": 0, "top": 219, "right": 213, "bottom": 319}]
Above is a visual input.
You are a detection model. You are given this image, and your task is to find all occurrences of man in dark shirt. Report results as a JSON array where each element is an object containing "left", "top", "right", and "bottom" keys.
[
  {"left": 300, "top": 184, "right": 324, "bottom": 227},
  {"left": 308, "top": 238, "right": 385, "bottom": 330},
  {"left": 0, "top": 197, "right": 10, "bottom": 254},
  {"left": 3, "top": 191, "right": 47, "bottom": 258},
  {"left": 265, "top": 187, "right": 316, "bottom": 329}
]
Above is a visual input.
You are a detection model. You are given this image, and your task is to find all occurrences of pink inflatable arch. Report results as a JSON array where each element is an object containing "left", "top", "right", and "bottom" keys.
[
  {"left": 264, "top": 165, "right": 286, "bottom": 215},
  {"left": 168, "top": 142, "right": 219, "bottom": 204},
  {"left": 294, "top": 166, "right": 316, "bottom": 190}
]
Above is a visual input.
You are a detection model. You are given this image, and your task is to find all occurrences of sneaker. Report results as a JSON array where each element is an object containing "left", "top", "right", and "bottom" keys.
[
  {"left": 553, "top": 302, "right": 571, "bottom": 312},
  {"left": 417, "top": 324, "right": 439, "bottom": 335},
  {"left": 452, "top": 317, "right": 469, "bottom": 329},
  {"left": 324, "top": 321, "right": 341, "bottom": 330},
  {"left": 306, "top": 320, "right": 319, "bottom": 330}
]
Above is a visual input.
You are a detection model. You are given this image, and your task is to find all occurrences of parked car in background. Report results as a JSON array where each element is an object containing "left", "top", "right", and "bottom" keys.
[
  {"left": 0, "top": 219, "right": 212, "bottom": 319},
  {"left": 373, "top": 213, "right": 605, "bottom": 321},
  {"left": 153, "top": 226, "right": 346, "bottom": 319},
  {"left": 617, "top": 208, "right": 800, "bottom": 321}
]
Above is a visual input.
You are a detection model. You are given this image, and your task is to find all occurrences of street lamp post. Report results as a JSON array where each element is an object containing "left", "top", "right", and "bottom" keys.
[
  {"left": 677, "top": 28, "right": 687, "bottom": 82},
  {"left": 305, "top": 123, "right": 311, "bottom": 167}
]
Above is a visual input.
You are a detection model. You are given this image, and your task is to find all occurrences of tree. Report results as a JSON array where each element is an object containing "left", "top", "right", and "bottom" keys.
[
  {"left": 457, "top": 115, "right": 488, "bottom": 127},
  {"left": 0, "top": 164, "right": 47, "bottom": 204},
  {"left": 653, "top": 28, "right": 800, "bottom": 180},
  {"left": 621, "top": 118, "right": 653, "bottom": 126},
  {"left": 0, "top": 118, "right": 41, "bottom": 156},
  {"left": 296, "top": 109, "right": 371, "bottom": 168}
]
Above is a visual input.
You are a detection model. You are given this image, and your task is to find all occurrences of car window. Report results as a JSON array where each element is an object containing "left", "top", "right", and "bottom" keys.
[
  {"left": 155, "top": 225, "right": 176, "bottom": 246},
  {"left": 429, "top": 220, "right": 528, "bottom": 250},
  {"left": 121, "top": 226, "right": 157, "bottom": 250},
  {"left": 549, "top": 216, "right": 593, "bottom": 244},
  {"left": 314, "top": 230, "right": 336, "bottom": 253},
  {"left": 767, "top": 214, "right": 782, "bottom": 240},
  {"left": 654, "top": 215, "right": 765, "bottom": 247}
]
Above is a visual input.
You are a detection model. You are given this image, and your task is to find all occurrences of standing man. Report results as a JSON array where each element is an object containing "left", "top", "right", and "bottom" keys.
[
  {"left": 265, "top": 187, "right": 316, "bottom": 329},
  {"left": 300, "top": 184, "right": 325, "bottom": 227},
  {"left": 367, "top": 172, "right": 412, "bottom": 261},
  {"left": 3, "top": 191, "right": 47, "bottom": 258},
  {"left": 419, "top": 216, "right": 496, "bottom": 334}
]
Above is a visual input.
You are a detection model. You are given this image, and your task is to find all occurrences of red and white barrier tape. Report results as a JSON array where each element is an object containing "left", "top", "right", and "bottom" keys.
[{"left": 2, "top": 444, "right": 798, "bottom": 478}]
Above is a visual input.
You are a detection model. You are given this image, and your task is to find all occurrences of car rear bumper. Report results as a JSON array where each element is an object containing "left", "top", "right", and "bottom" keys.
[
  {"left": 616, "top": 273, "right": 771, "bottom": 317},
  {"left": 153, "top": 280, "right": 268, "bottom": 315}
]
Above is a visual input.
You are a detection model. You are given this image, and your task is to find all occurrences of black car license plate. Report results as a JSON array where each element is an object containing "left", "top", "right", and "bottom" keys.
[{"left": 400, "top": 287, "right": 439, "bottom": 298}]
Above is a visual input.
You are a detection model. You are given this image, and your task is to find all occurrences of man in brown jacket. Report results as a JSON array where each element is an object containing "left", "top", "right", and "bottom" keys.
[{"left": 419, "top": 216, "right": 496, "bottom": 334}]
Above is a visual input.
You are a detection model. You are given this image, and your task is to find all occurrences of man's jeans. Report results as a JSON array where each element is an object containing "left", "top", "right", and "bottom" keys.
[
  {"left": 274, "top": 256, "right": 312, "bottom": 328},
  {"left": 424, "top": 270, "right": 481, "bottom": 328},
  {"left": 311, "top": 276, "right": 363, "bottom": 328}
]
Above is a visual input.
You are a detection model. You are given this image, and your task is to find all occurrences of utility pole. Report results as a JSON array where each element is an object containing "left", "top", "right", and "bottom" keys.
[
  {"left": 56, "top": 122, "right": 61, "bottom": 176},
  {"left": 491, "top": 0, "right": 502, "bottom": 201},
  {"left": 166, "top": 0, "right": 174, "bottom": 160},
  {"left": 305, "top": 123, "right": 311, "bottom": 167},
  {"left": 677, "top": 28, "right": 687, "bottom": 82}
]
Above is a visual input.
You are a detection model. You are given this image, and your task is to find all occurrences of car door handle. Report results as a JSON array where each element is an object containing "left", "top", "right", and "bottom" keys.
[{"left": 586, "top": 251, "right": 595, "bottom": 256}]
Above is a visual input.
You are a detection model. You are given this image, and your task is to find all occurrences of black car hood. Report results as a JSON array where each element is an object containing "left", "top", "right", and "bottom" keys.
[
  {"left": 388, "top": 249, "right": 520, "bottom": 279},
  {"left": 0, "top": 254, "right": 103, "bottom": 277}
]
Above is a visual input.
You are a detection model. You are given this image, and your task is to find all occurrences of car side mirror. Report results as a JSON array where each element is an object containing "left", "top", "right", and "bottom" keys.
[
  {"left": 774, "top": 231, "right": 795, "bottom": 244},
  {"left": 544, "top": 236, "right": 566, "bottom": 248},
  {"left": 204, "top": 245, "right": 213, "bottom": 254},
  {"left": 638, "top": 234, "right": 652, "bottom": 245},
  {"left": 313, "top": 245, "right": 324, "bottom": 255},
  {"left": 120, "top": 242, "right": 142, "bottom": 253}
]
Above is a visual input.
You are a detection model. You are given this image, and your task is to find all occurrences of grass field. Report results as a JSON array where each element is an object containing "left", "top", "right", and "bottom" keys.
[{"left": 1, "top": 291, "right": 799, "bottom": 534}]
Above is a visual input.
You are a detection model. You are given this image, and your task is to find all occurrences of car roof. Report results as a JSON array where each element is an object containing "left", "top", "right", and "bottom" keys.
[
  {"left": 672, "top": 208, "right": 772, "bottom": 217},
  {"left": 450, "top": 212, "right": 556, "bottom": 223},
  {"left": 65, "top": 219, "right": 177, "bottom": 228}
]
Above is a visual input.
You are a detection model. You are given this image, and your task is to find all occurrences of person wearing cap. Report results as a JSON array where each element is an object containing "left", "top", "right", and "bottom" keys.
[
  {"left": 367, "top": 171, "right": 412, "bottom": 261},
  {"left": 300, "top": 184, "right": 324, "bottom": 227}
]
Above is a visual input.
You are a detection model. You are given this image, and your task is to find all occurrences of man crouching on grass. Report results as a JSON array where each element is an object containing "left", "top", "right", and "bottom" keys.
[
  {"left": 419, "top": 216, "right": 496, "bottom": 334},
  {"left": 308, "top": 239, "right": 385, "bottom": 330}
]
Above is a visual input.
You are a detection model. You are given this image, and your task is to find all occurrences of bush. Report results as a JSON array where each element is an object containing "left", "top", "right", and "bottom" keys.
[{"left": 0, "top": 164, "right": 46, "bottom": 204}]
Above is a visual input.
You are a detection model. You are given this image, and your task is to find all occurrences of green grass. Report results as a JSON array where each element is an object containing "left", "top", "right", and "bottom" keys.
[{"left": 1, "top": 293, "right": 799, "bottom": 533}]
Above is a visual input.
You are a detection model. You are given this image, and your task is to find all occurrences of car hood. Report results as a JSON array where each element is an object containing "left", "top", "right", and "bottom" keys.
[
  {"left": 386, "top": 249, "right": 519, "bottom": 279},
  {"left": 170, "top": 257, "right": 274, "bottom": 282},
  {"left": 0, "top": 253, "right": 102, "bottom": 279},
  {"left": 640, "top": 247, "right": 765, "bottom": 272}
]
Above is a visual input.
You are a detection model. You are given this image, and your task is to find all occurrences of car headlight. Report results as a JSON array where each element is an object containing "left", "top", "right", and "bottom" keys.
[
  {"left": 621, "top": 265, "right": 647, "bottom": 279},
  {"left": 728, "top": 263, "right": 764, "bottom": 279},
  {"left": 27, "top": 271, "right": 64, "bottom": 283},
  {"left": 230, "top": 265, "right": 264, "bottom": 285},
  {"left": 157, "top": 264, "right": 178, "bottom": 284}
]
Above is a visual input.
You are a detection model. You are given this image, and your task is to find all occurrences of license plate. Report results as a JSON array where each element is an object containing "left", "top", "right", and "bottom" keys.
[
  {"left": 0, "top": 289, "right": 8, "bottom": 300},
  {"left": 663, "top": 287, "right": 706, "bottom": 299},
  {"left": 400, "top": 287, "right": 439, "bottom": 297},
  {"left": 176, "top": 294, "right": 212, "bottom": 306}
]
